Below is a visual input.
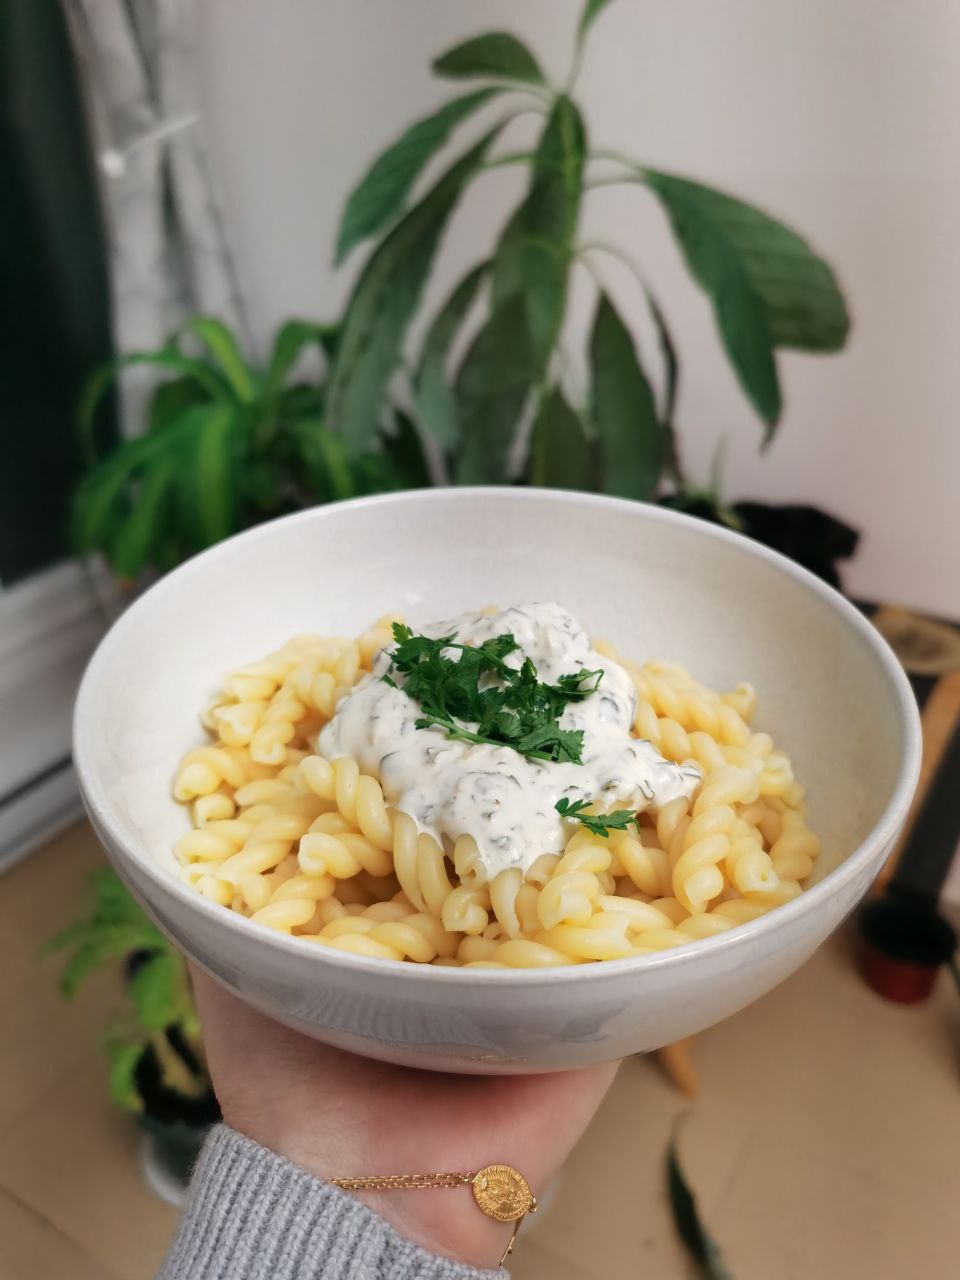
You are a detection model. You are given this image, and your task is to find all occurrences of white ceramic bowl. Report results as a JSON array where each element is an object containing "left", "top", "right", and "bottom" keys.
[{"left": 74, "top": 488, "right": 921, "bottom": 1073}]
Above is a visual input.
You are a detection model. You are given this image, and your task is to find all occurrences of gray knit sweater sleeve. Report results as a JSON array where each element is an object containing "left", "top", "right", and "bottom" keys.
[{"left": 158, "top": 1126, "right": 504, "bottom": 1280}]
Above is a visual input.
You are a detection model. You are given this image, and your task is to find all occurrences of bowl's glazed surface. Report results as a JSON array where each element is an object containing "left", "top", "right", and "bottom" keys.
[{"left": 74, "top": 489, "right": 921, "bottom": 1072}]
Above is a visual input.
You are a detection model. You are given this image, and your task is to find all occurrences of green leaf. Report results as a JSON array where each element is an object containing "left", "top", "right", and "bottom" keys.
[
  {"left": 381, "top": 410, "right": 431, "bottom": 489},
  {"left": 105, "top": 1038, "right": 146, "bottom": 1111},
  {"left": 148, "top": 376, "right": 209, "bottom": 432},
  {"left": 184, "top": 317, "right": 257, "bottom": 403},
  {"left": 577, "top": 0, "right": 617, "bottom": 47},
  {"left": 78, "top": 350, "right": 231, "bottom": 462},
  {"left": 37, "top": 921, "right": 90, "bottom": 958},
  {"left": 72, "top": 430, "right": 177, "bottom": 554},
  {"left": 386, "top": 623, "right": 597, "bottom": 762},
  {"left": 290, "top": 418, "right": 356, "bottom": 501},
  {"left": 432, "top": 33, "right": 545, "bottom": 86},
  {"left": 242, "top": 461, "right": 284, "bottom": 512},
  {"left": 110, "top": 456, "right": 177, "bottom": 578},
  {"left": 73, "top": 456, "right": 134, "bottom": 554},
  {"left": 667, "top": 1131, "right": 735, "bottom": 1280},
  {"left": 180, "top": 403, "right": 241, "bottom": 549},
  {"left": 350, "top": 453, "right": 393, "bottom": 497},
  {"left": 413, "top": 261, "right": 489, "bottom": 450},
  {"left": 531, "top": 388, "right": 596, "bottom": 490},
  {"left": 56, "top": 941, "right": 104, "bottom": 997},
  {"left": 128, "top": 952, "right": 180, "bottom": 1032},
  {"left": 336, "top": 90, "right": 501, "bottom": 263},
  {"left": 555, "top": 797, "right": 638, "bottom": 837},
  {"left": 41, "top": 871, "right": 166, "bottom": 994},
  {"left": 55, "top": 924, "right": 162, "bottom": 997},
  {"left": 90, "top": 868, "right": 155, "bottom": 928},
  {"left": 643, "top": 170, "right": 850, "bottom": 435},
  {"left": 266, "top": 320, "right": 338, "bottom": 396},
  {"left": 315, "top": 325, "right": 341, "bottom": 364},
  {"left": 453, "top": 296, "right": 537, "bottom": 483},
  {"left": 589, "top": 293, "right": 662, "bottom": 499},
  {"left": 277, "top": 383, "right": 326, "bottom": 422},
  {"left": 328, "top": 128, "right": 500, "bottom": 459},
  {"left": 492, "top": 96, "right": 586, "bottom": 364}
]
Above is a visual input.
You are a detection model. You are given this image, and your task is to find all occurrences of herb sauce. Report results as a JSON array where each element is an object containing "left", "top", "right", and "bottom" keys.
[{"left": 319, "top": 603, "right": 701, "bottom": 881}]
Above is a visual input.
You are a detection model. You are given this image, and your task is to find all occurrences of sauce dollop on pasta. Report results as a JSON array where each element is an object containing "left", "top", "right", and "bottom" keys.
[{"left": 319, "top": 603, "right": 701, "bottom": 882}]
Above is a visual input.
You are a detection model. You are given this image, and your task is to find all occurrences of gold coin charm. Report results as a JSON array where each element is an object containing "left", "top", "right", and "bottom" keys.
[
  {"left": 330, "top": 1163, "right": 537, "bottom": 1268},
  {"left": 471, "top": 1165, "right": 536, "bottom": 1222}
]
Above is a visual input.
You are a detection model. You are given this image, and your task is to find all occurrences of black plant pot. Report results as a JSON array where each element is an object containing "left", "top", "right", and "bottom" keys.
[
  {"left": 131, "top": 1031, "right": 220, "bottom": 1204},
  {"left": 139, "top": 1115, "right": 211, "bottom": 1205},
  {"left": 659, "top": 495, "right": 860, "bottom": 591},
  {"left": 123, "top": 951, "right": 221, "bottom": 1201}
]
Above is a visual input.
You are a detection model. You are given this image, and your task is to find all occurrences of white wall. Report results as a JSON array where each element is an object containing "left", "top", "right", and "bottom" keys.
[{"left": 198, "top": 0, "right": 960, "bottom": 615}]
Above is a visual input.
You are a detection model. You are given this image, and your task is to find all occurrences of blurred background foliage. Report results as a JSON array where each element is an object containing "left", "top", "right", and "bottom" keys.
[{"left": 74, "top": 0, "right": 857, "bottom": 589}]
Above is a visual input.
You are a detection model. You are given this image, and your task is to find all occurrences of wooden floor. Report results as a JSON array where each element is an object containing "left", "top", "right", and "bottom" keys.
[{"left": 2, "top": 822, "right": 958, "bottom": 1280}]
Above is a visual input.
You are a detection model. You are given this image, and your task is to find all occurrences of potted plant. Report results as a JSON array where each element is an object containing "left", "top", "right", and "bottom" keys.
[
  {"left": 42, "top": 868, "right": 219, "bottom": 1204},
  {"left": 75, "top": 0, "right": 857, "bottom": 588}
]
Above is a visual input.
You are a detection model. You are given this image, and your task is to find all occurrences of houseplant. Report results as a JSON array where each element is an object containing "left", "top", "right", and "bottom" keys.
[
  {"left": 42, "top": 868, "right": 219, "bottom": 1201},
  {"left": 76, "top": 0, "right": 856, "bottom": 587}
]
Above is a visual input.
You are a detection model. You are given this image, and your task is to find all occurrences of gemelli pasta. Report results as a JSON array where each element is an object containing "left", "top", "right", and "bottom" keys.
[{"left": 172, "top": 607, "right": 820, "bottom": 968}]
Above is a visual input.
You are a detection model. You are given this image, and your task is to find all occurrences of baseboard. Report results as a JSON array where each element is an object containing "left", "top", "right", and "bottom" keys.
[
  {"left": 0, "top": 559, "right": 117, "bottom": 867},
  {"left": 0, "top": 761, "right": 85, "bottom": 874}
]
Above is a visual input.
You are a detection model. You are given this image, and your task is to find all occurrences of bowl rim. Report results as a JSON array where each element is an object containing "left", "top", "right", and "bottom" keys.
[{"left": 74, "top": 486, "right": 923, "bottom": 988}]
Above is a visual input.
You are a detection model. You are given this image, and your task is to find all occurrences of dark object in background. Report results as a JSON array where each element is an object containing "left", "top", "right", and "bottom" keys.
[
  {"left": 859, "top": 894, "right": 957, "bottom": 1005},
  {"left": 887, "top": 709, "right": 960, "bottom": 905},
  {"left": 0, "top": 0, "right": 115, "bottom": 582},
  {"left": 666, "top": 1125, "right": 732, "bottom": 1280},
  {"left": 132, "top": 1026, "right": 220, "bottom": 1128},
  {"left": 124, "top": 948, "right": 220, "bottom": 1128},
  {"left": 124, "top": 949, "right": 220, "bottom": 1195},
  {"left": 661, "top": 495, "right": 860, "bottom": 589},
  {"left": 857, "top": 651, "right": 960, "bottom": 1006},
  {"left": 733, "top": 502, "right": 859, "bottom": 589}
]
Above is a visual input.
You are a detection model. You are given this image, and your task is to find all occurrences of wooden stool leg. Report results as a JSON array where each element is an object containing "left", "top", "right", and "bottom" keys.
[
  {"left": 875, "top": 672, "right": 960, "bottom": 894},
  {"left": 655, "top": 1037, "right": 698, "bottom": 1095}
]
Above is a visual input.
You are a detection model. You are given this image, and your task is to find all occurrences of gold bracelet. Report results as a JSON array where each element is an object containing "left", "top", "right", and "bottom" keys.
[{"left": 331, "top": 1164, "right": 537, "bottom": 1266}]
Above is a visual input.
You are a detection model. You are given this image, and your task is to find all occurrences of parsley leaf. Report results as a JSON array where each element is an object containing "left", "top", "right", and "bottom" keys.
[
  {"left": 384, "top": 623, "right": 602, "bottom": 764},
  {"left": 555, "top": 797, "right": 639, "bottom": 838}
]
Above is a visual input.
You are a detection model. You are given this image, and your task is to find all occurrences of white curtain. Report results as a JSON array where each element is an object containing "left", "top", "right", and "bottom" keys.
[{"left": 64, "top": 0, "right": 250, "bottom": 435}]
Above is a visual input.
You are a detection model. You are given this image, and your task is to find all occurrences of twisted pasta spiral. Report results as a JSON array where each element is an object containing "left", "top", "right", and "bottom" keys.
[{"left": 172, "top": 622, "right": 821, "bottom": 967}]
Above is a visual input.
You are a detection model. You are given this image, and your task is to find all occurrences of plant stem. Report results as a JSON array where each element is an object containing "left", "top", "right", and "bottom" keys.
[
  {"left": 477, "top": 104, "right": 548, "bottom": 175},
  {"left": 590, "top": 149, "right": 645, "bottom": 176},
  {"left": 489, "top": 80, "right": 554, "bottom": 107},
  {"left": 584, "top": 175, "right": 641, "bottom": 191},
  {"left": 660, "top": 419, "right": 687, "bottom": 492},
  {"left": 564, "top": 40, "right": 586, "bottom": 95},
  {"left": 481, "top": 150, "right": 538, "bottom": 172},
  {"left": 709, "top": 436, "right": 730, "bottom": 500},
  {"left": 583, "top": 152, "right": 645, "bottom": 196},
  {"left": 578, "top": 238, "right": 641, "bottom": 278}
]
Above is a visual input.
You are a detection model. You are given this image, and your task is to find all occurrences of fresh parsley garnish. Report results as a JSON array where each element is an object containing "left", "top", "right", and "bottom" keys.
[
  {"left": 555, "top": 797, "right": 639, "bottom": 838},
  {"left": 384, "top": 623, "right": 603, "bottom": 764}
]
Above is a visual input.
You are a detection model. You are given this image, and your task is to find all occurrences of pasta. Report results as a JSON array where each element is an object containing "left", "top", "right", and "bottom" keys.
[{"left": 172, "top": 612, "right": 820, "bottom": 968}]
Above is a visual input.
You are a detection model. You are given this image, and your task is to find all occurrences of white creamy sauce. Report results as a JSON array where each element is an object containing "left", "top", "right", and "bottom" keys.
[{"left": 319, "top": 603, "right": 701, "bottom": 881}]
